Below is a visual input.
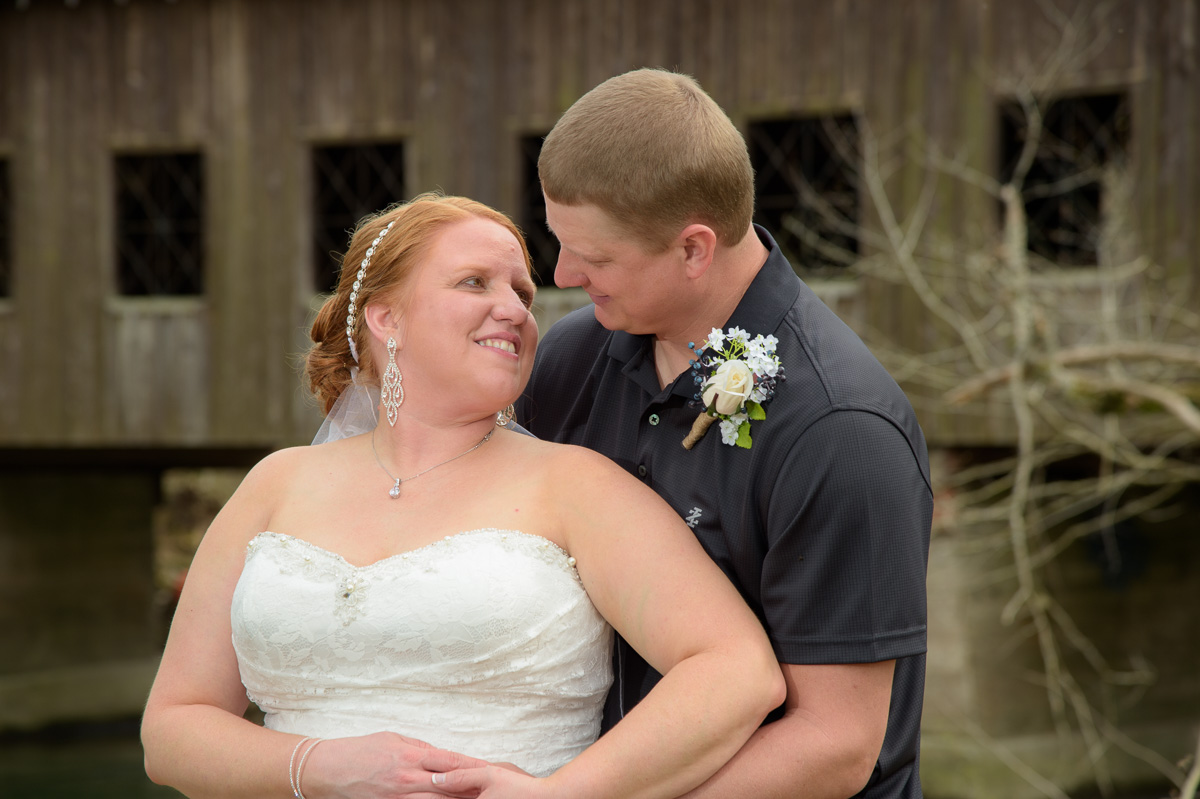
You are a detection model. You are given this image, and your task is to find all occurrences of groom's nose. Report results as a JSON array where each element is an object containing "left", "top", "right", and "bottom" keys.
[{"left": 553, "top": 251, "right": 586, "bottom": 290}]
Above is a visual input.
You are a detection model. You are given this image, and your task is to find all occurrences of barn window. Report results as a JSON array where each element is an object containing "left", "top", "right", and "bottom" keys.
[
  {"left": 115, "top": 153, "right": 205, "bottom": 296},
  {"left": 0, "top": 159, "right": 9, "bottom": 298},
  {"left": 748, "top": 115, "right": 860, "bottom": 274},
  {"left": 518, "top": 133, "right": 558, "bottom": 286},
  {"left": 999, "top": 92, "right": 1130, "bottom": 266},
  {"left": 313, "top": 142, "right": 406, "bottom": 295}
]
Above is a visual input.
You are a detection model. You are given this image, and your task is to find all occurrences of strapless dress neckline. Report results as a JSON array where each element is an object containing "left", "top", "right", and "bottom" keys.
[{"left": 253, "top": 527, "right": 574, "bottom": 571}]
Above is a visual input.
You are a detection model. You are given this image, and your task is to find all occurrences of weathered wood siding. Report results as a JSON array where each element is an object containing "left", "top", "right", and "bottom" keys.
[{"left": 0, "top": 0, "right": 1195, "bottom": 448}]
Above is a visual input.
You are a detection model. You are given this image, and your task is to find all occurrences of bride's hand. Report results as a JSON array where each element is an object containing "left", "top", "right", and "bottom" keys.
[
  {"left": 302, "top": 731, "right": 490, "bottom": 797},
  {"left": 489, "top": 762, "right": 531, "bottom": 776},
  {"left": 430, "top": 765, "right": 550, "bottom": 798}
]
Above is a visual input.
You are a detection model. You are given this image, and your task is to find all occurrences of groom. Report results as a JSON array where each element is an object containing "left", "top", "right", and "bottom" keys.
[{"left": 517, "top": 69, "right": 933, "bottom": 798}]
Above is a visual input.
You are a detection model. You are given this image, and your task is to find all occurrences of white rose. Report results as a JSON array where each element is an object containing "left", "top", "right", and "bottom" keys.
[{"left": 702, "top": 360, "right": 754, "bottom": 415}]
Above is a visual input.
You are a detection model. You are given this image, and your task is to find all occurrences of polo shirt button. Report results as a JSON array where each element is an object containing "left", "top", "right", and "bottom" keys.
[
  {"left": 648, "top": 414, "right": 660, "bottom": 426},
  {"left": 637, "top": 464, "right": 647, "bottom": 477}
]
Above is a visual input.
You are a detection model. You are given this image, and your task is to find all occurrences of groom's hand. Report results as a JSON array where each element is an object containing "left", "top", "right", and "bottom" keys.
[{"left": 429, "top": 764, "right": 548, "bottom": 799}]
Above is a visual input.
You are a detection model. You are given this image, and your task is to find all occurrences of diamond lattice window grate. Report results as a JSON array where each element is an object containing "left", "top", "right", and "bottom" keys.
[
  {"left": 518, "top": 134, "right": 559, "bottom": 287},
  {"left": 0, "top": 159, "right": 9, "bottom": 298},
  {"left": 1000, "top": 93, "right": 1130, "bottom": 267},
  {"left": 313, "top": 143, "right": 406, "bottom": 295},
  {"left": 115, "top": 153, "right": 205, "bottom": 296},
  {"left": 748, "top": 115, "right": 861, "bottom": 274}
]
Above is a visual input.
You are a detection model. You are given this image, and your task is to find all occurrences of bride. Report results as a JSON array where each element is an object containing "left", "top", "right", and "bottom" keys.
[{"left": 141, "top": 193, "right": 784, "bottom": 798}]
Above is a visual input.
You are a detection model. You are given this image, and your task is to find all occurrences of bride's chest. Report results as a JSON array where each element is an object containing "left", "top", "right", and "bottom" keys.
[{"left": 232, "top": 530, "right": 587, "bottom": 634}]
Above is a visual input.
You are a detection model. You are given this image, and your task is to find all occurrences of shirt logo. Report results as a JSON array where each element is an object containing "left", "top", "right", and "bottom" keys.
[{"left": 684, "top": 507, "right": 703, "bottom": 529}]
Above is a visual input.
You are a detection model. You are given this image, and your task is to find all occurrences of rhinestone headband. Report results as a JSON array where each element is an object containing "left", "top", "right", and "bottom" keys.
[{"left": 345, "top": 219, "right": 397, "bottom": 364}]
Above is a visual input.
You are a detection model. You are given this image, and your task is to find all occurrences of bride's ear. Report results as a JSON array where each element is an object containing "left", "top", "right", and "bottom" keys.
[{"left": 364, "top": 302, "right": 406, "bottom": 349}]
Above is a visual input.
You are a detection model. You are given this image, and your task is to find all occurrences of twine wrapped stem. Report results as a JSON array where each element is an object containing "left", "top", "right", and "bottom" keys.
[{"left": 682, "top": 413, "right": 717, "bottom": 449}]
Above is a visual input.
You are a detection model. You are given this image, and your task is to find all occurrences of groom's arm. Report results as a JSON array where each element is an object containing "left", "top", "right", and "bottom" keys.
[
  {"left": 678, "top": 660, "right": 894, "bottom": 799},
  {"left": 680, "top": 413, "right": 927, "bottom": 798}
]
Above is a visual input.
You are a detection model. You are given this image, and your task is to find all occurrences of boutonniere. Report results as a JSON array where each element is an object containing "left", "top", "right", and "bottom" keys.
[{"left": 682, "top": 327, "right": 785, "bottom": 450}]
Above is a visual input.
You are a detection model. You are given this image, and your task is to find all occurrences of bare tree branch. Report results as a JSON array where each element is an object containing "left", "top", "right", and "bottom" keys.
[
  {"left": 1181, "top": 732, "right": 1200, "bottom": 799},
  {"left": 862, "top": 132, "right": 994, "bottom": 371},
  {"left": 945, "top": 342, "right": 1200, "bottom": 404},
  {"left": 1051, "top": 371, "right": 1200, "bottom": 437}
]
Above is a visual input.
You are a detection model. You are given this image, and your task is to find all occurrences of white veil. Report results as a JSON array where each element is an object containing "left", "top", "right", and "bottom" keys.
[{"left": 311, "top": 367, "right": 381, "bottom": 445}]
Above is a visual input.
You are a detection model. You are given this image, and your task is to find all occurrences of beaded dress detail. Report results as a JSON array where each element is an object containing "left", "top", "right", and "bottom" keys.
[{"left": 231, "top": 529, "right": 612, "bottom": 777}]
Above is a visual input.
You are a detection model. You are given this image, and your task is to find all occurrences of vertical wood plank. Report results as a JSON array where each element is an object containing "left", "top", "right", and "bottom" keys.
[
  {"left": 207, "top": 0, "right": 258, "bottom": 440},
  {"left": 1159, "top": 0, "right": 1197, "bottom": 282},
  {"left": 19, "top": 7, "right": 68, "bottom": 440}
]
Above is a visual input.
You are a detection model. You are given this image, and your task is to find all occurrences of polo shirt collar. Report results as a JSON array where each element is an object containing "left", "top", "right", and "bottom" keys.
[
  {"left": 723, "top": 224, "right": 803, "bottom": 338},
  {"left": 606, "top": 224, "right": 802, "bottom": 368}
]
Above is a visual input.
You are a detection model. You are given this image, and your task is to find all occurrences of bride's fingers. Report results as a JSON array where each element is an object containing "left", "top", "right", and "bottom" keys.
[
  {"left": 429, "top": 766, "right": 494, "bottom": 795},
  {"left": 398, "top": 767, "right": 481, "bottom": 798}
]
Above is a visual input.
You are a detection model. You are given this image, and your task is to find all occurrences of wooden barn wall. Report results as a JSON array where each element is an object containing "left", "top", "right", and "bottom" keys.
[{"left": 0, "top": 0, "right": 1194, "bottom": 449}]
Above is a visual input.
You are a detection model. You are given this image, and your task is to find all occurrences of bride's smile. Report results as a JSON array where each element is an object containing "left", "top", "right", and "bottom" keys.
[{"left": 475, "top": 336, "right": 520, "bottom": 356}]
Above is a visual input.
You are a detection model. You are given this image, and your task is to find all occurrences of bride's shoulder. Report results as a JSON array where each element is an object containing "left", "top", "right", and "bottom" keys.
[
  {"left": 510, "top": 436, "right": 629, "bottom": 484},
  {"left": 219, "top": 443, "right": 334, "bottom": 521},
  {"left": 242, "top": 444, "right": 315, "bottom": 488},
  {"left": 199, "top": 442, "right": 343, "bottom": 551},
  {"left": 251, "top": 433, "right": 366, "bottom": 477},
  {"left": 182, "top": 447, "right": 311, "bottom": 564}
]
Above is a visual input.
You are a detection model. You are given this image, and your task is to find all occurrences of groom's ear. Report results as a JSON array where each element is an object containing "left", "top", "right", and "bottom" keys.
[
  {"left": 678, "top": 224, "right": 717, "bottom": 280},
  {"left": 364, "top": 301, "right": 406, "bottom": 349}
]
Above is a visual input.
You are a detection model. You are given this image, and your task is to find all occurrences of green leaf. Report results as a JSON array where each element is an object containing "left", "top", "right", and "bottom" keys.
[
  {"left": 745, "top": 400, "right": 766, "bottom": 420},
  {"left": 736, "top": 421, "right": 753, "bottom": 448}
]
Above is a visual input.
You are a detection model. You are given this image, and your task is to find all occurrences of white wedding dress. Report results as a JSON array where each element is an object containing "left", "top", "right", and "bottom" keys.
[{"left": 231, "top": 528, "right": 613, "bottom": 777}]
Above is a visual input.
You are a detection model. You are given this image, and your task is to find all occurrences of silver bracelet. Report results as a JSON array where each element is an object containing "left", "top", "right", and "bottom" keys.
[
  {"left": 294, "top": 738, "right": 325, "bottom": 799},
  {"left": 288, "top": 737, "right": 313, "bottom": 798}
]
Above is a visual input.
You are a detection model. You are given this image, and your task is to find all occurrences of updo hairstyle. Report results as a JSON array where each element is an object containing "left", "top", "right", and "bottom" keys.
[{"left": 306, "top": 192, "right": 533, "bottom": 414}]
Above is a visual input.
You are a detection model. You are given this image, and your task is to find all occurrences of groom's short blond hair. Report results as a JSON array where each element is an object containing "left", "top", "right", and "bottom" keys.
[{"left": 538, "top": 68, "right": 754, "bottom": 253}]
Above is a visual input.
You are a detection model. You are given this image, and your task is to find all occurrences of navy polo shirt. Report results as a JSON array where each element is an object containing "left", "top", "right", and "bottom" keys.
[{"left": 518, "top": 226, "right": 932, "bottom": 799}]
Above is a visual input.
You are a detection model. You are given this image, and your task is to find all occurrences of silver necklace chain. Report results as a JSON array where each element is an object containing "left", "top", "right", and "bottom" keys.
[{"left": 371, "top": 427, "right": 494, "bottom": 499}]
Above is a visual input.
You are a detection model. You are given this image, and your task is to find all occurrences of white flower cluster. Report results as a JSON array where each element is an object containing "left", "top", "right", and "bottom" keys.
[
  {"left": 719, "top": 415, "right": 748, "bottom": 445},
  {"left": 744, "top": 334, "right": 781, "bottom": 385},
  {"left": 686, "top": 326, "right": 786, "bottom": 450},
  {"left": 704, "top": 326, "right": 743, "bottom": 351}
]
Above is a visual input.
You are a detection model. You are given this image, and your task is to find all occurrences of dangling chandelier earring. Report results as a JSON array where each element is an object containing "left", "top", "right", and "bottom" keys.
[
  {"left": 496, "top": 404, "right": 515, "bottom": 427},
  {"left": 380, "top": 337, "right": 404, "bottom": 426}
]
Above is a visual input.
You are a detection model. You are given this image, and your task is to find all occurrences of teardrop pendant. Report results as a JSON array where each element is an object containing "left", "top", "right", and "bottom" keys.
[{"left": 388, "top": 479, "right": 401, "bottom": 499}]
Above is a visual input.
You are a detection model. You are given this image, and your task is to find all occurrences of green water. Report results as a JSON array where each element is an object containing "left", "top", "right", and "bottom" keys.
[{"left": 0, "top": 732, "right": 181, "bottom": 799}]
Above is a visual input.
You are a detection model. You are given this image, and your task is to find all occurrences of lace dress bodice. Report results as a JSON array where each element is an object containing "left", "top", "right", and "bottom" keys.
[{"left": 231, "top": 529, "right": 613, "bottom": 777}]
